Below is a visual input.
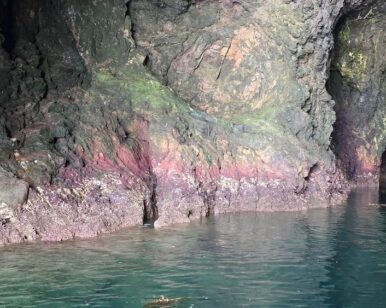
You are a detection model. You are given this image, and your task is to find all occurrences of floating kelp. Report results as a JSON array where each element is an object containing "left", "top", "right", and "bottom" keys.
[{"left": 144, "top": 295, "right": 185, "bottom": 308}]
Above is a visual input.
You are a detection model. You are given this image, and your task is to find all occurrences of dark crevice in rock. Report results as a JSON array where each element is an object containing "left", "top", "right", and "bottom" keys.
[
  {"left": 187, "top": 209, "right": 193, "bottom": 218},
  {"left": 126, "top": 1, "right": 137, "bottom": 43},
  {"left": 305, "top": 163, "right": 319, "bottom": 183},
  {"left": 143, "top": 55, "right": 151, "bottom": 69},
  {"left": 143, "top": 173, "right": 158, "bottom": 225},
  {"left": 4, "top": 125, "right": 11, "bottom": 138},
  {"left": 125, "top": 1, "right": 131, "bottom": 17},
  {"left": 0, "top": 0, "right": 15, "bottom": 53},
  {"left": 197, "top": 181, "right": 217, "bottom": 218}
]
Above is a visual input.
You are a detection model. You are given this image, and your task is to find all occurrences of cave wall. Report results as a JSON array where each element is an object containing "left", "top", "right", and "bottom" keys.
[
  {"left": 329, "top": 0, "right": 386, "bottom": 184},
  {"left": 0, "top": 0, "right": 380, "bottom": 244},
  {"left": 130, "top": 0, "right": 335, "bottom": 148},
  {"left": 0, "top": 0, "right": 148, "bottom": 241}
]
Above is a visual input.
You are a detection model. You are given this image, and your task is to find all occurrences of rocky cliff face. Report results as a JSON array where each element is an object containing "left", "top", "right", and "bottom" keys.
[
  {"left": 0, "top": 0, "right": 384, "bottom": 245},
  {"left": 328, "top": 0, "right": 386, "bottom": 184}
]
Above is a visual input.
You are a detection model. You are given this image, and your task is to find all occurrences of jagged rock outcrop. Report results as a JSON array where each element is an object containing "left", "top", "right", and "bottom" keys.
[{"left": 0, "top": 0, "right": 383, "bottom": 245}]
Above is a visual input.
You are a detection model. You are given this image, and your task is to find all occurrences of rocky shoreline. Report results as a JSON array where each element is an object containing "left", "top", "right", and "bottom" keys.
[
  {"left": 0, "top": 0, "right": 385, "bottom": 246},
  {"left": 1, "top": 167, "right": 347, "bottom": 246}
]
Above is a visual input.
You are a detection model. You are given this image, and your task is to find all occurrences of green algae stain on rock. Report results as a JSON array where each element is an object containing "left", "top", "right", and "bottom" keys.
[
  {"left": 335, "top": 21, "right": 369, "bottom": 90},
  {"left": 93, "top": 65, "right": 189, "bottom": 115},
  {"left": 336, "top": 49, "right": 367, "bottom": 85}
]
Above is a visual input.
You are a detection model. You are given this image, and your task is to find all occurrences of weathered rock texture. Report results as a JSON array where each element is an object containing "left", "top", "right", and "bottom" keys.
[{"left": 0, "top": 0, "right": 383, "bottom": 245}]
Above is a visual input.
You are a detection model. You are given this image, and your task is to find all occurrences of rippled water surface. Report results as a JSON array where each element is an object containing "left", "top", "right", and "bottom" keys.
[{"left": 2, "top": 189, "right": 386, "bottom": 307}]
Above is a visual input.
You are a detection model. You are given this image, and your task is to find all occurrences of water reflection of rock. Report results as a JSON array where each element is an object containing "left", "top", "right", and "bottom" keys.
[
  {"left": 321, "top": 188, "right": 386, "bottom": 306},
  {"left": 1, "top": 196, "right": 386, "bottom": 306},
  {"left": 144, "top": 207, "right": 347, "bottom": 306}
]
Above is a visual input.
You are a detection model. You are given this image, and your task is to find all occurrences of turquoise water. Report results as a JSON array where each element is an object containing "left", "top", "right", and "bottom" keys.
[{"left": 1, "top": 188, "right": 386, "bottom": 307}]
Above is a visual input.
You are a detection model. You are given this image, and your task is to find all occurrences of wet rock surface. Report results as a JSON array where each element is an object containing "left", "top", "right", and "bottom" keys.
[{"left": 0, "top": 0, "right": 383, "bottom": 245}]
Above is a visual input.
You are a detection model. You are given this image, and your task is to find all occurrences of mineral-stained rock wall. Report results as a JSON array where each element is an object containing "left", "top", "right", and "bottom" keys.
[{"left": 0, "top": 0, "right": 382, "bottom": 245}]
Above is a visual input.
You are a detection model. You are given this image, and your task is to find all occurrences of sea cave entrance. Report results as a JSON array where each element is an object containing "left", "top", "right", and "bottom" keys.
[
  {"left": 379, "top": 151, "right": 386, "bottom": 195},
  {"left": 328, "top": 0, "right": 386, "bottom": 187}
]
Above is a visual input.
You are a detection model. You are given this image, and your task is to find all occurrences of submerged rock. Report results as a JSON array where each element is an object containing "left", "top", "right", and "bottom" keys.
[{"left": 144, "top": 296, "right": 185, "bottom": 308}]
